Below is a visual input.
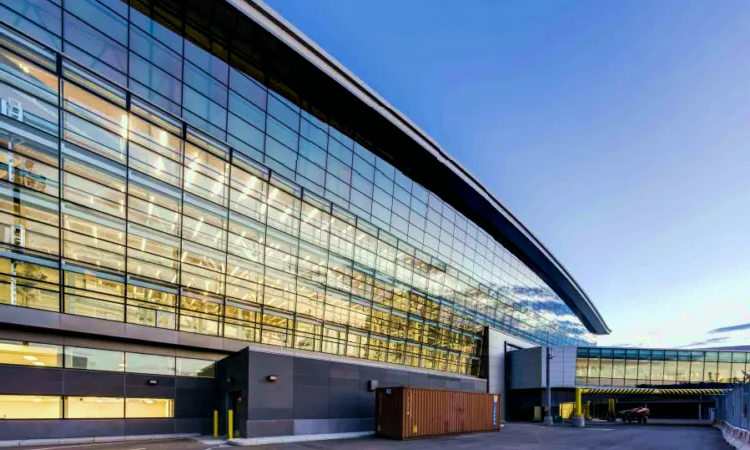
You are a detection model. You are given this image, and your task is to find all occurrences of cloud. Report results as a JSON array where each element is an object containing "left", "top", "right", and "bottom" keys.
[
  {"left": 708, "top": 323, "right": 750, "bottom": 334},
  {"left": 676, "top": 337, "right": 729, "bottom": 348}
]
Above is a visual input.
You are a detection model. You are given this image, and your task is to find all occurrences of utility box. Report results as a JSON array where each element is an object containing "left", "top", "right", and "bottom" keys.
[{"left": 375, "top": 387, "right": 501, "bottom": 440}]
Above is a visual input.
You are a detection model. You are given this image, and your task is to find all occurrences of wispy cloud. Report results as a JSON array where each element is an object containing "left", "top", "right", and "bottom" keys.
[
  {"left": 676, "top": 337, "right": 729, "bottom": 348},
  {"left": 708, "top": 323, "right": 750, "bottom": 334}
]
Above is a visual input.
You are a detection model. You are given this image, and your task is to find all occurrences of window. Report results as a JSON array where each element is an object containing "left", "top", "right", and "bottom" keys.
[
  {"left": 125, "top": 398, "right": 173, "bottom": 418},
  {"left": 0, "top": 339, "right": 62, "bottom": 368},
  {"left": 0, "top": 395, "right": 61, "bottom": 419},
  {"left": 65, "top": 397, "right": 123, "bottom": 418},
  {"left": 176, "top": 357, "right": 215, "bottom": 378},
  {"left": 125, "top": 353, "right": 176, "bottom": 376},
  {"left": 64, "top": 346, "right": 124, "bottom": 372}
]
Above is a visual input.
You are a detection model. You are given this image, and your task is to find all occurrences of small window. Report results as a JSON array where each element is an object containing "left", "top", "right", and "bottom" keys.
[
  {"left": 65, "top": 397, "right": 123, "bottom": 418},
  {"left": 125, "top": 398, "right": 173, "bottom": 418},
  {"left": 0, "top": 395, "right": 61, "bottom": 419},
  {"left": 125, "top": 352, "right": 175, "bottom": 375},
  {"left": 176, "top": 357, "right": 215, "bottom": 378},
  {"left": 0, "top": 339, "right": 62, "bottom": 368},
  {"left": 64, "top": 347, "right": 124, "bottom": 372}
]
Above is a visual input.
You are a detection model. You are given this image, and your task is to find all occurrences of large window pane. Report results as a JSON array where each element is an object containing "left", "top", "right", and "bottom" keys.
[
  {"left": 176, "top": 357, "right": 215, "bottom": 378},
  {"left": 0, "top": 395, "right": 61, "bottom": 419},
  {"left": 125, "top": 398, "right": 173, "bottom": 418},
  {"left": 0, "top": 339, "right": 61, "bottom": 367},
  {"left": 65, "top": 397, "right": 123, "bottom": 418},
  {"left": 125, "top": 352, "right": 175, "bottom": 375},
  {"left": 64, "top": 346, "right": 124, "bottom": 372}
]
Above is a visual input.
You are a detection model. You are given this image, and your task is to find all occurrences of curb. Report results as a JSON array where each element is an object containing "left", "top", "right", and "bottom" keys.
[
  {"left": 0, "top": 433, "right": 200, "bottom": 448},
  {"left": 714, "top": 421, "right": 750, "bottom": 450}
]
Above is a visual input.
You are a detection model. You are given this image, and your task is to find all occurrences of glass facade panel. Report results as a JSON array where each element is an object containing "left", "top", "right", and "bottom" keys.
[
  {"left": 0, "top": 339, "right": 62, "bottom": 367},
  {"left": 65, "top": 397, "right": 123, "bottom": 418},
  {"left": 578, "top": 347, "right": 750, "bottom": 386},
  {"left": 64, "top": 346, "right": 124, "bottom": 372},
  {"left": 125, "top": 398, "right": 173, "bottom": 418},
  {"left": 0, "top": 3, "right": 599, "bottom": 378},
  {"left": 0, "top": 395, "right": 61, "bottom": 419},
  {"left": 176, "top": 357, "right": 216, "bottom": 378},
  {"left": 125, "top": 352, "right": 176, "bottom": 375}
]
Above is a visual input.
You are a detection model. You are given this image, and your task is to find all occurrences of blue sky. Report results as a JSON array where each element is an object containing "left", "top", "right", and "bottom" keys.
[{"left": 264, "top": 0, "right": 750, "bottom": 348}]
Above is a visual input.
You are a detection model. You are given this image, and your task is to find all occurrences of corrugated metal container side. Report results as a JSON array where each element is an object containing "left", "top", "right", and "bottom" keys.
[{"left": 375, "top": 387, "right": 501, "bottom": 440}]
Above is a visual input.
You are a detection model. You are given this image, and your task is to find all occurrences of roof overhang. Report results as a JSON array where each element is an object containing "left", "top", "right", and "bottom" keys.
[{"left": 177, "top": 0, "right": 610, "bottom": 334}]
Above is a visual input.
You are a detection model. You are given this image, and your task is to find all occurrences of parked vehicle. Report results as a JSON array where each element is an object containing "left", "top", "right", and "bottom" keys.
[{"left": 620, "top": 406, "right": 650, "bottom": 424}]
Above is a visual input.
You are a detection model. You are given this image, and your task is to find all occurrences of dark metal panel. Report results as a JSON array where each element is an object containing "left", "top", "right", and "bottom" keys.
[
  {"left": 123, "top": 419, "right": 176, "bottom": 435},
  {"left": 292, "top": 383, "right": 329, "bottom": 420},
  {"left": 407, "top": 372, "right": 429, "bottom": 388},
  {"left": 383, "top": 369, "right": 409, "bottom": 387},
  {"left": 245, "top": 419, "right": 294, "bottom": 438},
  {"left": 328, "top": 385, "right": 360, "bottom": 419},
  {"left": 246, "top": 353, "right": 294, "bottom": 421},
  {"left": 329, "top": 362, "right": 359, "bottom": 381},
  {"left": 63, "top": 371, "right": 125, "bottom": 397},
  {"left": 0, "top": 366, "right": 64, "bottom": 395},
  {"left": 0, "top": 420, "right": 124, "bottom": 440}
]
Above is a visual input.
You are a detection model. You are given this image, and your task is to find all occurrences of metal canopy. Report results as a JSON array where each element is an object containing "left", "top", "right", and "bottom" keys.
[{"left": 582, "top": 388, "right": 731, "bottom": 396}]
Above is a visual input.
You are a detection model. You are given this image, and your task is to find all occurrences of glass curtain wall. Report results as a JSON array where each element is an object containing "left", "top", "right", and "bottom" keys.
[
  {"left": 0, "top": 0, "right": 595, "bottom": 377},
  {"left": 576, "top": 348, "right": 750, "bottom": 386}
]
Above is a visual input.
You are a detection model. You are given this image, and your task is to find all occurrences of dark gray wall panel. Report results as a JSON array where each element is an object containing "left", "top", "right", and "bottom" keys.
[
  {"left": 176, "top": 418, "right": 212, "bottom": 434},
  {"left": 328, "top": 386, "right": 360, "bottom": 419},
  {"left": 293, "top": 358, "right": 329, "bottom": 386},
  {"left": 124, "top": 419, "right": 176, "bottom": 435},
  {"left": 292, "top": 382, "right": 329, "bottom": 420},
  {"left": 407, "top": 372, "right": 429, "bottom": 387},
  {"left": 246, "top": 353, "right": 293, "bottom": 421},
  {"left": 0, "top": 420, "right": 124, "bottom": 440},
  {"left": 245, "top": 419, "right": 294, "bottom": 437},
  {"left": 125, "top": 374, "right": 176, "bottom": 399},
  {"left": 383, "top": 369, "right": 410, "bottom": 387},
  {"left": 329, "top": 362, "right": 358, "bottom": 381},
  {"left": 0, "top": 366, "right": 64, "bottom": 395},
  {"left": 64, "top": 371, "right": 124, "bottom": 397}
]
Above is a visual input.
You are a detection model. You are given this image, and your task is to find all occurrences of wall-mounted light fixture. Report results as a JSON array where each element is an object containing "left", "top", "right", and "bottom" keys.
[
  {"left": 368, "top": 380, "right": 378, "bottom": 392},
  {"left": 266, "top": 375, "right": 278, "bottom": 382},
  {"left": 147, "top": 379, "right": 158, "bottom": 385}
]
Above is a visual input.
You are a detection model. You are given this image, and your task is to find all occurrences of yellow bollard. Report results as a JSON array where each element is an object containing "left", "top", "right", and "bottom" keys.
[
  {"left": 213, "top": 410, "right": 218, "bottom": 438},
  {"left": 228, "top": 409, "right": 234, "bottom": 440}
]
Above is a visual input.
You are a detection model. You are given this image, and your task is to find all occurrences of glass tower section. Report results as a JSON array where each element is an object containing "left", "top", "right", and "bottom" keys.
[{"left": 0, "top": 0, "right": 596, "bottom": 376}]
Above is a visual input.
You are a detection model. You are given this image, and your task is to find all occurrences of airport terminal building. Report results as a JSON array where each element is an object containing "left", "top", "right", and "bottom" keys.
[{"left": 0, "top": 0, "right": 611, "bottom": 441}]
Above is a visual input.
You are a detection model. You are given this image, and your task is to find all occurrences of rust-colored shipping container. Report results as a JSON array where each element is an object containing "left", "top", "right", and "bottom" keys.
[{"left": 375, "top": 386, "right": 501, "bottom": 440}]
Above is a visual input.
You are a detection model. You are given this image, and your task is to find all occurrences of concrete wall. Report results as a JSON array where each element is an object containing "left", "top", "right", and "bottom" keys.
[{"left": 220, "top": 347, "right": 487, "bottom": 438}]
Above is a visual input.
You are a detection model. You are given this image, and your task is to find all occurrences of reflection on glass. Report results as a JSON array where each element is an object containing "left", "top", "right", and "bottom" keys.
[{"left": 0, "top": 13, "right": 605, "bottom": 378}]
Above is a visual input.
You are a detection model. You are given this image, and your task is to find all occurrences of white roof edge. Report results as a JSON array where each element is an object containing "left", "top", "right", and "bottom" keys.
[{"left": 227, "top": 0, "right": 608, "bottom": 333}]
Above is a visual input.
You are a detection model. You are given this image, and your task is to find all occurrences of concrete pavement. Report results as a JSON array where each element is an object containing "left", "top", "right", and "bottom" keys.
[{"left": 13, "top": 422, "right": 729, "bottom": 450}]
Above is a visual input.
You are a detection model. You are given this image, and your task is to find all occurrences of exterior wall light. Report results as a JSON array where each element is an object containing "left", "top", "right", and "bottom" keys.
[
  {"left": 147, "top": 379, "right": 158, "bottom": 385},
  {"left": 267, "top": 375, "right": 278, "bottom": 382}
]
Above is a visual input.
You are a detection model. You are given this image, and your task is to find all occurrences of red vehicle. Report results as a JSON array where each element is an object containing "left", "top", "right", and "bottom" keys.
[{"left": 620, "top": 406, "right": 650, "bottom": 424}]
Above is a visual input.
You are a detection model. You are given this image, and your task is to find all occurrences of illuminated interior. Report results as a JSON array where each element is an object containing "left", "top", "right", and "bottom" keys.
[
  {"left": 0, "top": 341, "right": 62, "bottom": 367},
  {"left": 0, "top": 395, "right": 61, "bottom": 419}
]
